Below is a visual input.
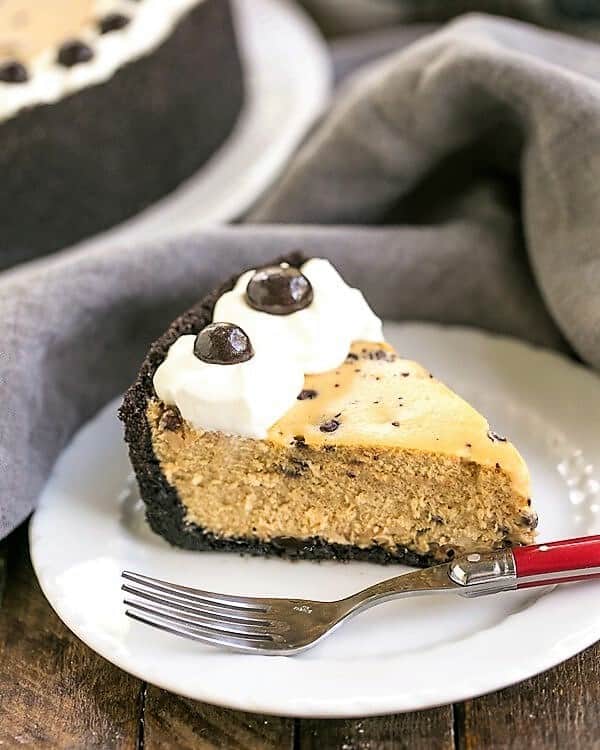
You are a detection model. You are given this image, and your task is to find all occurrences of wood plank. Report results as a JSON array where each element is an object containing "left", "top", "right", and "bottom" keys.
[
  {"left": 459, "top": 642, "right": 600, "bottom": 750},
  {"left": 299, "top": 708, "right": 455, "bottom": 750},
  {"left": 143, "top": 686, "right": 295, "bottom": 749},
  {"left": 0, "top": 525, "right": 143, "bottom": 749}
]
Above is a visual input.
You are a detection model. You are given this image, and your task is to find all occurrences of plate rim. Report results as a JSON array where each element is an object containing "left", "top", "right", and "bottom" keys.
[{"left": 30, "top": 322, "right": 600, "bottom": 717}]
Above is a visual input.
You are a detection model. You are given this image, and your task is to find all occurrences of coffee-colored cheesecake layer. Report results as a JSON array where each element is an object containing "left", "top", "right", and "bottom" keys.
[
  {"left": 0, "top": 0, "right": 95, "bottom": 62},
  {"left": 147, "top": 342, "right": 536, "bottom": 561}
]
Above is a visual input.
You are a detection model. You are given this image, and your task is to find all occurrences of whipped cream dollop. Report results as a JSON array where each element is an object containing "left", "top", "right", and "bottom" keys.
[{"left": 153, "top": 259, "right": 384, "bottom": 438}]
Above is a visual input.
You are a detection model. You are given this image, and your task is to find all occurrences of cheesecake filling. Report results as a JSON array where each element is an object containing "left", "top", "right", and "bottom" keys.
[
  {"left": 154, "top": 259, "right": 384, "bottom": 438},
  {"left": 0, "top": 0, "right": 208, "bottom": 121}
]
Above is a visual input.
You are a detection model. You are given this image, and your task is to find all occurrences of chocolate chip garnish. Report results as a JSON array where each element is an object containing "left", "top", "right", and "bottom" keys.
[
  {"left": 401, "top": 372, "right": 410, "bottom": 377},
  {"left": 57, "top": 40, "right": 94, "bottom": 67},
  {"left": 320, "top": 419, "right": 340, "bottom": 433},
  {"left": 99, "top": 13, "right": 130, "bottom": 34},
  {"left": 0, "top": 60, "right": 28, "bottom": 83},
  {"left": 193, "top": 322, "right": 254, "bottom": 365},
  {"left": 466, "top": 442, "right": 472, "bottom": 448},
  {"left": 246, "top": 264, "right": 313, "bottom": 315},
  {"left": 487, "top": 430, "right": 507, "bottom": 443},
  {"left": 347, "top": 352, "right": 358, "bottom": 361},
  {"left": 298, "top": 389, "right": 317, "bottom": 401},
  {"left": 392, "top": 421, "right": 400, "bottom": 427}
]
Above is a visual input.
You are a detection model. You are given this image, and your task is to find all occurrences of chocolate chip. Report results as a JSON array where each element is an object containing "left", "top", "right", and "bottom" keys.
[
  {"left": 246, "top": 264, "right": 313, "bottom": 315},
  {"left": 292, "top": 435, "right": 306, "bottom": 447},
  {"left": 320, "top": 419, "right": 340, "bottom": 433},
  {"left": 466, "top": 442, "right": 472, "bottom": 448},
  {"left": 495, "top": 462, "right": 501, "bottom": 470},
  {"left": 432, "top": 515, "right": 444, "bottom": 524},
  {"left": 446, "top": 548, "right": 455, "bottom": 559},
  {"left": 297, "top": 389, "right": 317, "bottom": 401},
  {"left": 346, "top": 352, "right": 358, "bottom": 361},
  {"left": 401, "top": 372, "right": 410, "bottom": 377},
  {"left": 57, "top": 40, "right": 94, "bottom": 67},
  {"left": 347, "top": 471, "right": 356, "bottom": 479},
  {"left": 99, "top": 12, "right": 130, "bottom": 34},
  {"left": 392, "top": 421, "right": 400, "bottom": 427},
  {"left": 193, "top": 322, "right": 254, "bottom": 365},
  {"left": 527, "top": 498, "right": 532, "bottom": 506},
  {"left": 487, "top": 430, "right": 507, "bottom": 443},
  {"left": 0, "top": 60, "right": 28, "bottom": 83}
]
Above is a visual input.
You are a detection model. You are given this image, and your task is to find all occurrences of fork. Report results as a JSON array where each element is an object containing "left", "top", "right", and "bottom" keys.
[{"left": 122, "top": 535, "right": 600, "bottom": 655}]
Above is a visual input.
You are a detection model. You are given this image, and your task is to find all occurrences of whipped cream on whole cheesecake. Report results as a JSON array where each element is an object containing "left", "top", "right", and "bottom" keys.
[{"left": 153, "top": 259, "right": 384, "bottom": 438}]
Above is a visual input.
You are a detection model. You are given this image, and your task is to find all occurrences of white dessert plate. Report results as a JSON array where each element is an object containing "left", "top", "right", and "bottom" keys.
[
  {"left": 64, "top": 0, "right": 331, "bottom": 254},
  {"left": 30, "top": 323, "right": 600, "bottom": 717}
]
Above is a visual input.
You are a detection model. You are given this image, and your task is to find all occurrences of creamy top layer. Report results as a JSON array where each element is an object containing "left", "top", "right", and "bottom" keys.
[
  {"left": 0, "top": 0, "right": 206, "bottom": 121},
  {"left": 267, "top": 341, "right": 531, "bottom": 498},
  {"left": 153, "top": 259, "right": 384, "bottom": 438}
]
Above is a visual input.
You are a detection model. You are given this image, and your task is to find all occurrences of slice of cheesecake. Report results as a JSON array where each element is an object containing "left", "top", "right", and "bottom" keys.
[{"left": 121, "top": 255, "right": 536, "bottom": 567}]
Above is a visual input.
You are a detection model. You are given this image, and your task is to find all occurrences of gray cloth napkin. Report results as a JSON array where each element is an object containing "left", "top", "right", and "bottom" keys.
[
  {"left": 1, "top": 14, "right": 600, "bottom": 540},
  {"left": 300, "top": 0, "right": 600, "bottom": 38}
]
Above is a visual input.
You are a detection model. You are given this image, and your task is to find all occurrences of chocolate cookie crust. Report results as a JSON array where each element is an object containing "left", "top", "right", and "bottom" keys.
[
  {"left": 120, "top": 253, "right": 436, "bottom": 567},
  {"left": 1, "top": 0, "right": 244, "bottom": 269}
]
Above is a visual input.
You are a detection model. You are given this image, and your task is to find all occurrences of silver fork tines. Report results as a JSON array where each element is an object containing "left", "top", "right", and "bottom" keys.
[{"left": 122, "top": 550, "right": 518, "bottom": 655}]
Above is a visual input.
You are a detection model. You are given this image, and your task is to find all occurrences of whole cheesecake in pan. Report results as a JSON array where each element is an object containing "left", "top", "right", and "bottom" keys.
[{"left": 0, "top": 0, "right": 244, "bottom": 267}]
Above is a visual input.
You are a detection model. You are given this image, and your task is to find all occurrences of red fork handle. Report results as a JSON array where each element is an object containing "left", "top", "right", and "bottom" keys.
[{"left": 513, "top": 535, "right": 600, "bottom": 588}]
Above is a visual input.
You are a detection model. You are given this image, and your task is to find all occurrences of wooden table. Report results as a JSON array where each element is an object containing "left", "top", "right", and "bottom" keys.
[{"left": 1, "top": 525, "right": 598, "bottom": 750}]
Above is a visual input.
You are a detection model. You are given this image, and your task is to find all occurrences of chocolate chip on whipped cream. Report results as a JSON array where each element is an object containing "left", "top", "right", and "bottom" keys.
[
  {"left": 98, "top": 13, "right": 131, "bottom": 34},
  {"left": 0, "top": 61, "right": 28, "bottom": 83},
  {"left": 193, "top": 322, "right": 254, "bottom": 366},
  {"left": 57, "top": 39, "right": 94, "bottom": 67},
  {"left": 246, "top": 263, "right": 313, "bottom": 315}
]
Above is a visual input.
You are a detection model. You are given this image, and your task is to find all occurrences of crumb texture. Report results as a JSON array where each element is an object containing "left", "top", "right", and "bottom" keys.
[{"left": 148, "top": 399, "right": 535, "bottom": 563}]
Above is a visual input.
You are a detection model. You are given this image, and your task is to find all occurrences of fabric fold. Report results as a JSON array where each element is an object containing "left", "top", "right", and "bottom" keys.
[{"left": 252, "top": 15, "right": 600, "bottom": 369}]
